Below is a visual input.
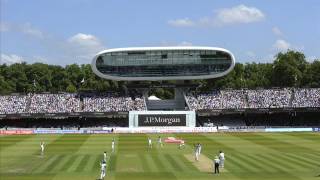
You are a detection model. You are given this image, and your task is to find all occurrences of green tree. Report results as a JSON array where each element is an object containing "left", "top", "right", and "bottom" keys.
[
  {"left": 66, "top": 84, "right": 77, "bottom": 93},
  {"left": 25, "top": 63, "right": 52, "bottom": 92},
  {"left": 66, "top": 64, "right": 83, "bottom": 90},
  {"left": 302, "top": 60, "right": 320, "bottom": 87},
  {"left": 272, "top": 50, "right": 307, "bottom": 87}
]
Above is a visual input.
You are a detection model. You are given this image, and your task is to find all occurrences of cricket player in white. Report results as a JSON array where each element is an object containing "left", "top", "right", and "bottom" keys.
[
  {"left": 100, "top": 160, "right": 107, "bottom": 180},
  {"left": 40, "top": 142, "right": 45, "bottom": 155},
  {"left": 148, "top": 137, "right": 152, "bottom": 149},
  {"left": 157, "top": 136, "right": 163, "bottom": 148},
  {"left": 194, "top": 144, "right": 199, "bottom": 161},
  {"left": 219, "top": 150, "right": 225, "bottom": 168},
  {"left": 103, "top": 152, "right": 107, "bottom": 162},
  {"left": 198, "top": 143, "right": 202, "bottom": 155},
  {"left": 111, "top": 139, "right": 115, "bottom": 153}
]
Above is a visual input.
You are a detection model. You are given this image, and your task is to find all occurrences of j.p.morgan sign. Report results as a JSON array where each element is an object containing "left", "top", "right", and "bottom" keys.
[{"left": 138, "top": 114, "right": 186, "bottom": 126}]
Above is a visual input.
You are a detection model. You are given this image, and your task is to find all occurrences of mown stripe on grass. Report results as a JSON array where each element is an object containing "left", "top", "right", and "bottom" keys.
[
  {"left": 67, "top": 155, "right": 85, "bottom": 172},
  {"left": 178, "top": 154, "right": 200, "bottom": 172},
  {"left": 243, "top": 153, "right": 303, "bottom": 180},
  {"left": 0, "top": 135, "right": 33, "bottom": 150},
  {"left": 286, "top": 133, "right": 320, "bottom": 142},
  {"left": 115, "top": 172, "right": 177, "bottom": 180},
  {"left": 51, "top": 155, "right": 72, "bottom": 172},
  {"left": 2, "top": 174, "right": 57, "bottom": 180},
  {"left": 271, "top": 153, "right": 314, "bottom": 169},
  {"left": 303, "top": 153, "right": 320, "bottom": 161},
  {"left": 285, "top": 153, "right": 320, "bottom": 166},
  {"left": 46, "top": 135, "right": 90, "bottom": 154},
  {"left": 144, "top": 154, "right": 159, "bottom": 172},
  {"left": 30, "top": 156, "right": 50, "bottom": 173},
  {"left": 251, "top": 153, "right": 291, "bottom": 172},
  {"left": 90, "top": 155, "right": 101, "bottom": 172},
  {"left": 171, "top": 154, "right": 192, "bottom": 172},
  {"left": 231, "top": 153, "right": 261, "bottom": 172},
  {"left": 164, "top": 154, "right": 183, "bottom": 171},
  {"left": 243, "top": 154, "right": 279, "bottom": 172},
  {"left": 59, "top": 155, "right": 77, "bottom": 172},
  {"left": 267, "top": 153, "right": 301, "bottom": 171},
  {"left": 109, "top": 154, "right": 117, "bottom": 172},
  {"left": 150, "top": 154, "right": 166, "bottom": 172},
  {"left": 268, "top": 133, "right": 320, "bottom": 152},
  {"left": 75, "top": 154, "right": 90, "bottom": 172},
  {"left": 33, "top": 155, "right": 59, "bottom": 173},
  {"left": 238, "top": 133, "right": 317, "bottom": 153},
  {"left": 138, "top": 154, "right": 151, "bottom": 172},
  {"left": 45, "top": 155, "right": 66, "bottom": 173},
  {"left": 246, "top": 154, "right": 280, "bottom": 172},
  {"left": 84, "top": 155, "right": 98, "bottom": 172},
  {"left": 269, "top": 153, "right": 310, "bottom": 170}
]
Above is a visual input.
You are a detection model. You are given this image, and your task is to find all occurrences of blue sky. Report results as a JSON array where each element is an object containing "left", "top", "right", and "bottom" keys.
[{"left": 1, "top": 0, "right": 319, "bottom": 65}]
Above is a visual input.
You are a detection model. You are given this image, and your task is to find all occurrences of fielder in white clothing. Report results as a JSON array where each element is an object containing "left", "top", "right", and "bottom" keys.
[
  {"left": 103, "top": 152, "right": 107, "bottom": 162},
  {"left": 157, "top": 136, "right": 163, "bottom": 148},
  {"left": 100, "top": 160, "right": 107, "bottom": 180},
  {"left": 198, "top": 143, "right": 202, "bottom": 155},
  {"left": 148, "top": 137, "right": 152, "bottom": 149},
  {"left": 194, "top": 144, "right": 200, "bottom": 161},
  {"left": 111, "top": 139, "right": 115, "bottom": 153},
  {"left": 40, "top": 142, "right": 45, "bottom": 155},
  {"left": 219, "top": 150, "right": 225, "bottom": 168}
]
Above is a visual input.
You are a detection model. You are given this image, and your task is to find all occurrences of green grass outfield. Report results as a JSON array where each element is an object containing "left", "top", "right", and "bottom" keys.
[{"left": 0, "top": 132, "right": 319, "bottom": 180}]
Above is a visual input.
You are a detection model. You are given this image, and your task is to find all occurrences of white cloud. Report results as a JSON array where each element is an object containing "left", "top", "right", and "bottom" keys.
[
  {"left": 168, "top": 5, "right": 265, "bottom": 28},
  {"left": 272, "top": 26, "right": 282, "bottom": 36},
  {"left": 0, "top": 54, "right": 24, "bottom": 64},
  {"left": 0, "top": 22, "right": 44, "bottom": 38},
  {"left": 1, "top": 21, "right": 107, "bottom": 65},
  {"left": 65, "top": 33, "right": 105, "bottom": 63},
  {"left": 168, "top": 18, "right": 195, "bottom": 27},
  {"left": 0, "top": 54, "right": 50, "bottom": 65},
  {"left": 20, "top": 23, "right": 44, "bottom": 38},
  {"left": 67, "top": 33, "right": 103, "bottom": 48},
  {"left": 215, "top": 5, "right": 265, "bottom": 25},
  {"left": 273, "top": 39, "right": 291, "bottom": 51}
]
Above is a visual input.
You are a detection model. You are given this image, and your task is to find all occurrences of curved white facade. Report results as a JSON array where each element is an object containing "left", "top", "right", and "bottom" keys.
[{"left": 91, "top": 46, "right": 235, "bottom": 81}]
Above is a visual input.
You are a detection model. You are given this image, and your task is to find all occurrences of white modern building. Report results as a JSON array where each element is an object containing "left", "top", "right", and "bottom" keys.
[{"left": 91, "top": 46, "right": 235, "bottom": 81}]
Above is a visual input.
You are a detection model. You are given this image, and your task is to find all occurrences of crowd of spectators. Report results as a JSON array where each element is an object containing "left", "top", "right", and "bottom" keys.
[
  {"left": 0, "top": 88, "right": 319, "bottom": 114},
  {"left": 292, "top": 88, "right": 320, "bottom": 107},
  {"left": 221, "top": 90, "right": 247, "bottom": 109},
  {"left": 247, "top": 89, "right": 292, "bottom": 108},
  {"left": 0, "top": 92, "right": 146, "bottom": 114},
  {"left": 83, "top": 93, "right": 146, "bottom": 112},
  {"left": 29, "top": 93, "right": 81, "bottom": 113},
  {"left": 187, "top": 91, "right": 222, "bottom": 110},
  {"left": 186, "top": 88, "right": 320, "bottom": 110},
  {"left": 0, "top": 95, "right": 29, "bottom": 114},
  {"left": 187, "top": 90, "right": 247, "bottom": 110}
]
